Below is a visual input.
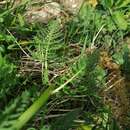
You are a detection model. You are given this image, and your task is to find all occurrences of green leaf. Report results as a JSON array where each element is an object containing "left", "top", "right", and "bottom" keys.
[
  {"left": 112, "top": 11, "right": 128, "bottom": 30},
  {"left": 0, "top": 17, "right": 4, "bottom": 23},
  {"left": 79, "top": 124, "right": 92, "bottom": 130},
  {"left": 0, "top": 45, "right": 5, "bottom": 54},
  {"left": 101, "top": 0, "right": 113, "bottom": 8},
  {"left": 122, "top": 48, "right": 130, "bottom": 79},
  {"left": 115, "top": 0, "right": 130, "bottom": 8},
  {"left": 113, "top": 52, "right": 124, "bottom": 65},
  {"left": 17, "top": 13, "right": 25, "bottom": 27},
  {"left": 51, "top": 109, "right": 81, "bottom": 130},
  {"left": 105, "top": 0, "right": 113, "bottom": 8},
  {"left": 0, "top": 55, "right": 17, "bottom": 98}
]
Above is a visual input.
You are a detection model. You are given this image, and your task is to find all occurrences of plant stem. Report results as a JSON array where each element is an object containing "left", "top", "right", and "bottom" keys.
[{"left": 12, "top": 86, "right": 53, "bottom": 130}]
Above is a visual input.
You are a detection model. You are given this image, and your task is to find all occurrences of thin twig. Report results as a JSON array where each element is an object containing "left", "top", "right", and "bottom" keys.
[
  {"left": 52, "top": 68, "right": 83, "bottom": 94},
  {"left": 91, "top": 24, "right": 105, "bottom": 49},
  {"left": 6, "top": 29, "right": 31, "bottom": 58},
  {"left": 104, "top": 78, "right": 124, "bottom": 92}
]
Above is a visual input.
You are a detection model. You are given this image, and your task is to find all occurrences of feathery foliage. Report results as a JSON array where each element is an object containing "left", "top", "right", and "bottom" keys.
[{"left": 0, "top": 54, "right": 17, "bottom": 99}]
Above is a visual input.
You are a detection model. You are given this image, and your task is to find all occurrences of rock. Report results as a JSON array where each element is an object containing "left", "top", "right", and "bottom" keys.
[
  {"left": 25, "top": 2, "right": 61, "bottom": 23},
  {"left": 24, "top": 0, "right": 85, "bottom": 23},
  {"left": 58, "top": 0, "right": 84, "bottom": 14},
  {"left": 1, "top": 0, "right": 86, "bottom": 23}
]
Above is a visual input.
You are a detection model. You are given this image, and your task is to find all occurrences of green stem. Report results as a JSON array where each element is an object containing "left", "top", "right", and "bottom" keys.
[
  {"left": 11, "top": 62, "right": 84, "bottom": 129},
  {"left": 12, "top": 86, "right": 53, "bottom": 130}
]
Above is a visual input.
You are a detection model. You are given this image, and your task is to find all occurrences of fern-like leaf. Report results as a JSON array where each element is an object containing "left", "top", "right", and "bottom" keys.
[
  {"left": 0, "top": 91, "right": 32, "bottom": 130},
  {"left": 32, "top": 20, "right": 64, "bottom": 84}
]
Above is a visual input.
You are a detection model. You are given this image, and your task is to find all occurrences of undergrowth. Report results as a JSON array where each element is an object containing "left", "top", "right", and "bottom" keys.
[{"left": 0, "top": 0, "right": 130, "bottom": 130}]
